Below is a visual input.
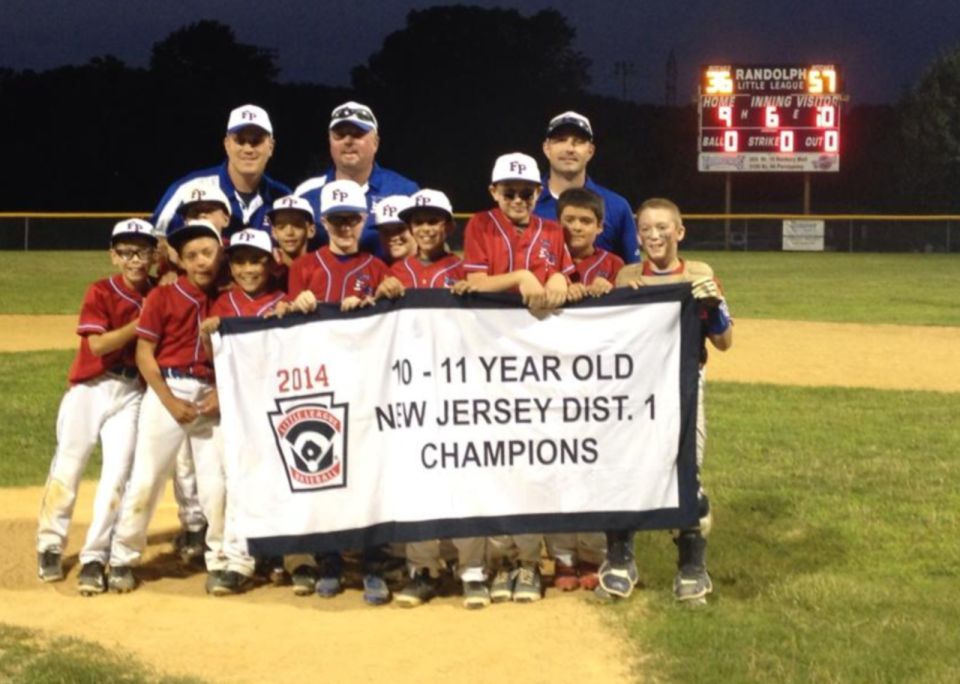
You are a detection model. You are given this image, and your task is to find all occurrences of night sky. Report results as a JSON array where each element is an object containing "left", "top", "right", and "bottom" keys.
[{"left": 2, "top": 0, "right": 959, "bottom": 104}]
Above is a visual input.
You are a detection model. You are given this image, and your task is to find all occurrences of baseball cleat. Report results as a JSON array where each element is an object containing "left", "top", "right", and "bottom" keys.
[
  {"left": 268, "top": 563, "right": 288, "bottom": 587},
  {"left": 77, "top": 561, "right": 107, "bottom": 596},
  {"left": 462, "top": 580, "right": 491, "bottom": 609},
  {"left": 673, "top": 568, "right": 713, "bottom": 604},
  {"left": 290, "top": 565, "right": 318, "bottom": 596},
  {"left": 206, "top": 570, "right": 251, "bottom": 596},
  {"left": 512, "top": 564, "right": 543, "bottom": 603},
  {"left": 674, "top": 530, "right": 711, "bottom": 604},
  {"left": 553, "top": 561, "right": 580, "bottom": 592},
  {"left": 362, "top": 573, "right": 391, "bottom": 605},
  {"left": 315, "top": 575, "right": 342, "bottom": 598},
  {"left": 395, "top": 570, "right": 437, "bottom": 608},
  {"left": 37, "top": 550, "right": 64, "bottom": 583},
  {"left": 176, "top": 528, "right": 206, "bottom": 565},
  {"left": 490, "top": 565, "right": 516, "bottom": 603},
  {"left": 108, "top": 565, "right": 136, "bottom": 593},
  {"left": 598, "top": 560, "right": 639, "bottom": 599}
]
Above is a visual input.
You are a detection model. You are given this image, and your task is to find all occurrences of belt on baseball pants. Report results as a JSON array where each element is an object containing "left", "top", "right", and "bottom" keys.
[
  {"left": 107, "top": 365, "right": 139, "bottom": 380},
  {"left": 161, "top": 367, "right": 211, "bottom": 381}
]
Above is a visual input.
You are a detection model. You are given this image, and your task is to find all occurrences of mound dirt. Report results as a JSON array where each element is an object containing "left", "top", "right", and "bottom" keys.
[{"left": 2, "top": 483, "right": 635, "bottom": 684}]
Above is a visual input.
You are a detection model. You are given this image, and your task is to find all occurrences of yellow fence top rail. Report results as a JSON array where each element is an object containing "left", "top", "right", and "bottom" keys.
[{"left": 2, "top": 212, "right": 960, "bottom": 222}]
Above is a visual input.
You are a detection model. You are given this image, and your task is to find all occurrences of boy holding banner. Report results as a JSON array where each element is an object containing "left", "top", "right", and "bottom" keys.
[
  {"left": 280, "top": 179, "right": 403, "bottom": 604},
  {"left": 461, "top": 153, "right": 576, "bottom": 603},
  {"left": 605, "top": 197, "right": 733, "bottom": 604},
  {"left": 385, "top": 189, "right": 490, "bottom": 609}
]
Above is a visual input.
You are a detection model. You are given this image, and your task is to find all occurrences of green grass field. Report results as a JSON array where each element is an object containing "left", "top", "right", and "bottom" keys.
[
  {"left": 1, "top": 250, "right": 958, "bottom": 682},
  {"left": 1, "top": 250, "right": 959, "bottom": 324},
  {"left": 0, "top": 623, "right": 204, "bottom": 683}
]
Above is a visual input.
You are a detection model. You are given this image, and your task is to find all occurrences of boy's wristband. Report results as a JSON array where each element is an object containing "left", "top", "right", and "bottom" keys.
[{"left": 706, "top": 301, "right": 732, "bottom": 335}]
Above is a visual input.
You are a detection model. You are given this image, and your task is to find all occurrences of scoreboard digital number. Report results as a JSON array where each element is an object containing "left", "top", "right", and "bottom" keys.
[{"left": 698, "top": 64, "right": 844, "bottom": 173}]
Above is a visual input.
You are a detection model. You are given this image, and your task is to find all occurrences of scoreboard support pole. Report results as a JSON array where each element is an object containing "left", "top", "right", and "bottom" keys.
[
  {"left": 803, "top": 173, "right": 811, "bottom": 215},
  {"left": 724, "top": 173, "right": 732, "bottom": 250}
]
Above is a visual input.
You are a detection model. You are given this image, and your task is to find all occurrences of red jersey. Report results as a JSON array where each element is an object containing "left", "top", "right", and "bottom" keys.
[
  {"left": 390, "top": 253, "right": 465, "bottom": 289},
  {"left": 286, "top": 251, "right": 321, "bottom": 297},
  {"left": 572, "top": 249, "right": 624, "bottom": 286},
  {"left": 463, "top": 209, "right": 574, "bottom": 284},
  {"left": 68, "top": 274, "right": 150, "bottom": 384},
  {"left": 136, "top": 276, "right": 216, "bottom": 380},
  {"left": 304, "top": 247, "right": 390, "bottom": 303},
  {"left": 211, "top": 287, "right": 286, "bottom": 318}
]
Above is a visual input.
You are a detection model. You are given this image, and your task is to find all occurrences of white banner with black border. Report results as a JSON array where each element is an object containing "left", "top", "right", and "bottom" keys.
[{"left": 214, "top": 286, "right": 702, "bottom": 556}]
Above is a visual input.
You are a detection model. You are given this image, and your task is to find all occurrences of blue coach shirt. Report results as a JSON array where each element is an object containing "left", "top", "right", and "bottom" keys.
[
  {"left": 534, "top": 176, "right": 639, "bottom": 264},
  {"left": 294, "top": 163, "right": 419, "bottom": 258},
  {"left": 151, "top": 162, "right": 291, "bottom": 240}
]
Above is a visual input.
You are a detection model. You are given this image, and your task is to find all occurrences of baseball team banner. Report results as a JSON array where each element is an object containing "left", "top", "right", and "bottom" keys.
[{"left": 214, "top": 286, "right": 703, "bottom": 556}]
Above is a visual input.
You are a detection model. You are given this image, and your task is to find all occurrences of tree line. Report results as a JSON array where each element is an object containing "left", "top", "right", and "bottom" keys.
[{"left": 0, "top": 8, "right": 957, "bottom": 215}]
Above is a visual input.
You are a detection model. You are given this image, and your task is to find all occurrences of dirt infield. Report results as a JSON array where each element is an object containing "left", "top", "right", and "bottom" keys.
[
  {"left": 1, "top": 483, "right": 632, "bottom": 683},
  {"left": 3, "top": 316, "right": 958, "bottom": 683},
  {"left": 6, "top": 314, "right": 960, "bottom": 392}
]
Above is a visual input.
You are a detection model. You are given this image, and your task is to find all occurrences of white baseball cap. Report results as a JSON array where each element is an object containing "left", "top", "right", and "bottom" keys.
[
  {"left": 399, "top": 189, "right": 454, "bottom": 221},
  {"left": 227, "top": 228, "right": 273, "bottom": 256},
  {"left": 320, "top": 180, "right": 367, "bottom": 216},
  {"left": 167, "top": 219, "right": 223, "bottom": 251},
  {"left": 111, "top": 218, "right": 158, "bottom": 245},
  {"left": 329, "top": 101, "right": 378, "bottom": 133},
  {"left": 176, "top": 180, "right": 232, "bottom": 217},
  {"left": 227, "top": 104, "right": 273, "bottom": 135},
  {"left": 268, "top": 195, "right": 315, "bottom": 222},
  {"left": 373, "top": 195, "right": 414, "bottom": 227},
  {"left": 491, "top": 152, "right": 541, "bottom": 184},
  {"left": 546, "top": 111, "right": 594, "bottom": 140}
]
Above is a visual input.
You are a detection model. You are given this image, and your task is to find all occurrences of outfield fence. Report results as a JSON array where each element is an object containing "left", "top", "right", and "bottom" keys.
[{"left": 1, "top": 212, "right": 957, "bottom": 253}]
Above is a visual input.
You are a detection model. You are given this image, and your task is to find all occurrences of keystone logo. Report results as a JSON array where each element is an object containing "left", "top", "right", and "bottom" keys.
[{"left": 268, "top": 393, "right": 348, "bottom": 493}]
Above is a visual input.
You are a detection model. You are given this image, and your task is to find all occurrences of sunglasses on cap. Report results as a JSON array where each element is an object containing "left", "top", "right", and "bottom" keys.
[
  {"left": 500, "top": 188, "right": 536, "bottom": 201},
  {"left": 331, "top": 106, "right": 376, "bottom": 123}
]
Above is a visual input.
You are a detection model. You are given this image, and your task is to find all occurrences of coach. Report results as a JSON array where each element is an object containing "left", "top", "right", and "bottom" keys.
[
  {"left": 151, "top": 104, "right": 291, "bottom": 240},
  {"left": 534, "top": 111, "right": 639, "bottom": 263},
  {"left": 295, "top": 101, "right": 418, "bottom": 258}
]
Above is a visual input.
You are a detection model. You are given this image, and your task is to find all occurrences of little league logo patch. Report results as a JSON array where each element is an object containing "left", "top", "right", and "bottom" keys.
[
  {"left": 268, "top": 393, "right": 348, "bottom": 492},
  {"left": 352, "top": 274, "right": 374, "bottom": 296},
  {"left": 538, "top": 239, "right": 557, "bottom": 266}
]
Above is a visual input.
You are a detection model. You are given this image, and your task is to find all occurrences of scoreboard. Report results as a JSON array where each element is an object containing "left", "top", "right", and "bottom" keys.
[{"left": 698, "top": 64, "right": 844, "bottom": 173}]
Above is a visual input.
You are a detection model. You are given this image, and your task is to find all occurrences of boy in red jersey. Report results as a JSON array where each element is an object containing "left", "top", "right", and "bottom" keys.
[
  {"left": 390, "top": 189, "right": 465, "bottom": 290},
  {"left": 279, "top": 180, "right": 401, "bottom": 604},
  {"left": 601, "top": 197, "right": 733, "bottom": 604},
  {"left": 462, "top": 152, "right": 573, "bottom": 311},
  {"left": 541, "top": 187, "right": 624, "bottom": 592},
  {"left": 200, "top": 228, "right": 293, "bottom": 588},
  {"left": 387, "top": 190, "right": 487, "bottom": 609},
  {"left": 559, "top": 187, "right": 624, "bottom": 302},
  {"left": 36, "top": 219, "right": 157, "bottom": 594},
  {"left": 269, "top": 195, "right": 315, "bottom": 266},
  {"left": 108, "top": 219, "right": 255, "bottom": 596},
  {"left": 206, "top": 229, "right": 286, "bottom": 323},
  {"left": 284, "top": 179, "right": 402, "bottom": 314},
  {"left": 374, "top": 194, "right": 416, "bottom": 265},
  {"left": 462, "top": 153, "right": 574, "bottom": 603}
]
